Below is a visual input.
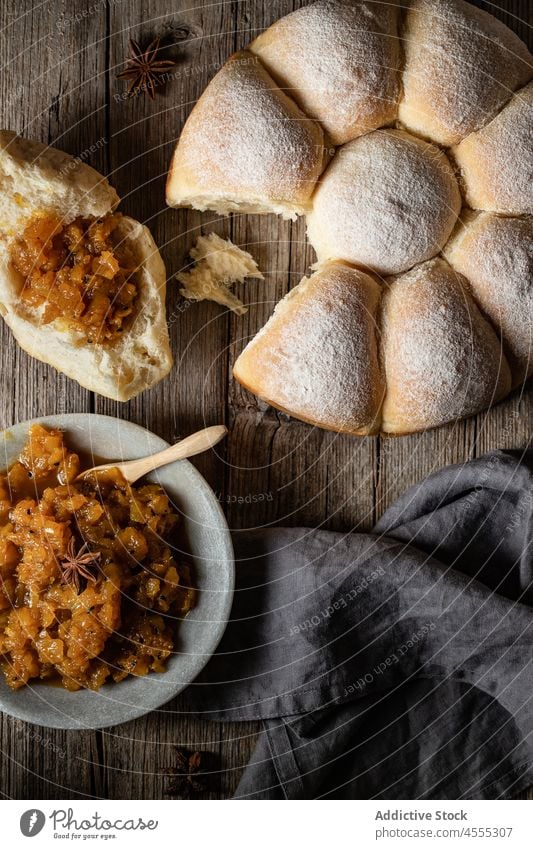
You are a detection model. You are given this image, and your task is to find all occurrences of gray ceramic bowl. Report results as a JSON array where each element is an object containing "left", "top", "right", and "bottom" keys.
[{"left": 0, "top": 414, "right": 234, "bottom": 729}]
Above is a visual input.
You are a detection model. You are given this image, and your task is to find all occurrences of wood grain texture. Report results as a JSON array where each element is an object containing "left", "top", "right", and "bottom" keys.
[{"left": 0, "top": 0, "right": 531, "bottom": 800}]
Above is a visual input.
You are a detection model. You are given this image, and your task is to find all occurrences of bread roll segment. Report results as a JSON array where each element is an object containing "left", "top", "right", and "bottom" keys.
[
  {"left": 381, "top": 258, "right": 511, "bottom": 434},
  {"left": 0, "top": 132, "right": 172, "bottom": 401},
  {"left": 399, "top": 0, "right": 533, "bottom": 146},
  {"left": 444, "top": 212, "right": 533, "bottom": 387},
  {"left": 233, "top": 262, "right": 385, "bottom": 435},
  {"left": 452, "top": 82, "right": 533, "bottom": 215},
  {"left": 307, "top": 129, "right": 461, "bottom": 275},
  {"left": 249, "top": 0, "right": 402, "bottom": 146},
  {"left": 166, "top": 51, "right": 326, "bottom": 220}
]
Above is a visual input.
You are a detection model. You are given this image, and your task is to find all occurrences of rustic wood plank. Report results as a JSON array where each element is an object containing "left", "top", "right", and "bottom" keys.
[
  {"left": 95, "top": 0, "right": 235, "bottom": 800},
  {"left": 222, "top": 0, "right": 323, "bottom": 796},
  {"left": 1, "top": 716, "right": 102, "bottom": 800},
  {"left": 0, "top": 0, "right": 104, "bottom": 800}
]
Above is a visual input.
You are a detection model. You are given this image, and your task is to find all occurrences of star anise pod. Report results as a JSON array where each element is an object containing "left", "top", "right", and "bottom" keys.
[
  {"left": 59, "top": 537, "right": 101, "bottom": 594},
  {"left": 117, "top": 37, "right": 176, "bottom": 100},
  {"left": 164, "top": 747, "right": 218, "bottom": 799}
]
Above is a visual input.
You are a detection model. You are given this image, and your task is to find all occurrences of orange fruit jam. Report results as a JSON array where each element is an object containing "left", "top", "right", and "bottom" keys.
[
  {"left": 0, "top": 424, "right": 195, "bottom": 691},
  {"left": 10, "top": 213, "right": 138, "bottom": 343}
]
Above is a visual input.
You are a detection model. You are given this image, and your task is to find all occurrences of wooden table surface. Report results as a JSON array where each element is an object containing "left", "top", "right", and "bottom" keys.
[{"left": 0, "top": 0, "right": 531, "bottom": 800}]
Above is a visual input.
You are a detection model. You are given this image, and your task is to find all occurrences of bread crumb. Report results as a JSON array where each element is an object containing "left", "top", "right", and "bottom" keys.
[{"left": 176, "top": 233, "right": 263, "bottom": 315}]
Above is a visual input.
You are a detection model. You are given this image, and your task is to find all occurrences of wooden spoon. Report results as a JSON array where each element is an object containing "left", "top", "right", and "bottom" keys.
[{"left": 76, "top": 424, "right": 227, "bottom": 484}]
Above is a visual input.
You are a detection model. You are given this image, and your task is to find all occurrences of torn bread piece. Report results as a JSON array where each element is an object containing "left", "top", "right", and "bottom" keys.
[
  {"left": 177, "top": 233, "right": 264, "bottom": 315},
  {"left": 0, "top": 131, "right": 172, "bottom": 401}
]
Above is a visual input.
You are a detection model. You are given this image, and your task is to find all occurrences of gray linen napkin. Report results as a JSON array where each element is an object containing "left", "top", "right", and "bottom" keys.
[{"left": 183, "top": 450, "right": 533, "bottom": 799}]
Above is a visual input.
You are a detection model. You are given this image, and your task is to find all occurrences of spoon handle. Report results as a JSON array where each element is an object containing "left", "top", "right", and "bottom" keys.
[{"left": 118, "top": 425, "right": 228, "bottom": 482}]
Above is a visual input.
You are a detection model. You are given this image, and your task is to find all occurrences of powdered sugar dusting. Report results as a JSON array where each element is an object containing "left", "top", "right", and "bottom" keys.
[
  {"left": 444, "top": 213, "right": 533, "bottom": 385},
  {"left": 307, "top": 129, "right": 461, "bottom": 275},
  {"left": 168, "top": 51, "right": 324, "bottom": 214},
  {"left": 250, "top": 0, "right": 401, "bottom": 145},
  {"left": 235, "top": 263, "right": 384, "bottom": 434},
  {"left": 399, "top": 0, "right": 533, "bottom": 145},
  {"left": 381, "top": 258, "right": 511, "bottom": 433},
  {"left": 453, "top": 81, "right": 533, "bottom": 214},
  {"left": 169, "top": 1, "right": 531, "bottom": 435}
]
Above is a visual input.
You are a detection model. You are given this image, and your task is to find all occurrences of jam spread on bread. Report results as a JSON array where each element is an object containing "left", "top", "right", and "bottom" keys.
[{"left": 11, "top": 212, "right": 138, "bottom": 343}]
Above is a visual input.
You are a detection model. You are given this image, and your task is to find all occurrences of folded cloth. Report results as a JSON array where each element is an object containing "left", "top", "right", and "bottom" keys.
[{"left": 183, "top": 450, "right": 533, "bottom": 799}]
